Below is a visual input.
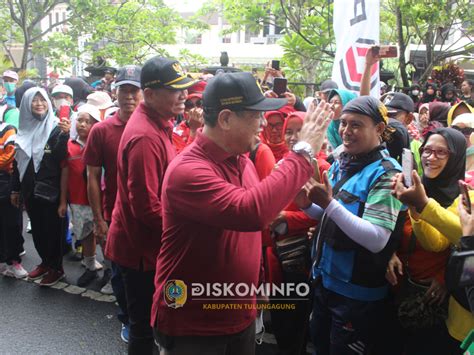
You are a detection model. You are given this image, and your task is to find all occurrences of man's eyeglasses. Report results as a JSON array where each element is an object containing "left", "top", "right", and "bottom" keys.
[
  {"left": 452, "top": 125, "right": 474, "bottom": 136},
  {"left": 420, "top": 147, "right": 451, "bottom": 159},
  {"left": 185, "top": 99, "right": 203, "bottom": 110}
]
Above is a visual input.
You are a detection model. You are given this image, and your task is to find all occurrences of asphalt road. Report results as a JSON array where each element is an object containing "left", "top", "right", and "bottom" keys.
[{"left": 0, "top": 215, "right": 309, "bottom": 354}]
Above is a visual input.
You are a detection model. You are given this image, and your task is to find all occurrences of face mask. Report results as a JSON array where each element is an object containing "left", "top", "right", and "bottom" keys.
[
  {"left": 53, "top": 98, "right": 70, "bottom": 110},
  {"left": 4, "top": 82, "right": 16, "bottom": 95},
  {"left": 412, "top": 90, "right": 419, "bottom": 96}
]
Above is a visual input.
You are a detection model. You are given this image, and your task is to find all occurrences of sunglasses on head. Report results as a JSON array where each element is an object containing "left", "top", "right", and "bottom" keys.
[{"left": 185, "top": 99, "right": 203, "bottom": 109}]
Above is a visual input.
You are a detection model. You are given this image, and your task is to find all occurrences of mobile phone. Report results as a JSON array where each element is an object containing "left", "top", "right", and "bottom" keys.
[
  {"left": 459, "top": 180, "right": 471, "bottom": 214},
  {"left": 271, "top": 60, "right": 280, "bottom": 71},
  {"left": 58, "top": 104, "right": 71, "bottom": 122},
  {"left": 402, "top": 148, "right": 413, "bottom": 187},
  {"left": 273, "top": 77, "right": 287, "bottom": 97},
  {"left": 372, "top": 45, "right": 398, "bottom": 58}
]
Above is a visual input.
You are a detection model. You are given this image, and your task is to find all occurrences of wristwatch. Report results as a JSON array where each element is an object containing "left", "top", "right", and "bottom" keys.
[{"left": 292, "top": 141, "right": 314, "bottom": 162}]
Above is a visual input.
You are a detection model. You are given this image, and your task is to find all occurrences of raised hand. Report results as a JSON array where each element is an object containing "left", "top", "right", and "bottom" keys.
[
  {"left": 300, "top": 100, "right": 334, "bottom": 154},
  {"left": 392, "top": 170, "right": 429, "bottom": 213}
]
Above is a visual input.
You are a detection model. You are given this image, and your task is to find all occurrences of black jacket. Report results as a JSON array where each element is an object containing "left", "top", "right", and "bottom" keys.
[{"left": 12, "top": 126, "right": 69, "bottom": 201}]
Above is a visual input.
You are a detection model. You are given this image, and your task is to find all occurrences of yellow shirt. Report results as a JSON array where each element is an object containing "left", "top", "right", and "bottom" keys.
[{"left": 410, "top": 194, "right": 474, "bottom": 341}]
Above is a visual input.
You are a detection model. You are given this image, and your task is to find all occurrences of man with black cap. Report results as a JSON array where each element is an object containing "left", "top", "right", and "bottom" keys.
[
  {"left": 151, "top": 71, "right": 333, "bottom": 354},
  {"left": 84, "top": 64, "right": 143, "bottom": 344},
  {"left": 317, "top": 79, "right": 338, "bottom": 102},
  {"left": 105, "top": 57, "right": 196, "bottom": 354}
]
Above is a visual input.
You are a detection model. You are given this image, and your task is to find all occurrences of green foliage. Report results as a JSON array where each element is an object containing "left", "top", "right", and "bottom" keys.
[{"left": 178, "top": 49, "right": 210, "bottom": 72}]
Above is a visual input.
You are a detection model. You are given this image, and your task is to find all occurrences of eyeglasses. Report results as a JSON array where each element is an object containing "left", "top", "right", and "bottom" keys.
[
  {"left": 420, "top": 147, "right": 451, "bottom": 159},
  {"left": 268, "top": 122, "right": 284, "bottom": 130},
  {"left": 184, "top": 99, "right": 202, "bottom": 110},
  {"left": 452, "top": 125, "right": 474, "bottom": 136}
]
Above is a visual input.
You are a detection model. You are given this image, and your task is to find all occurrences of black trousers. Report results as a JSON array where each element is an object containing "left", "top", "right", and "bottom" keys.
[
  {"left": 270, "top": 272, "right": 310, "bottom": 355},
  {"left": 154, "top": 322, "right": 256, "bottom": 355},
  {"left": 25, "top": 196, "right": 65, "bottom": 271},
  {"left": 119, "top": 264, "right": 156, "bottom": 355},
  {"left": 0, "top": 198, "right": 23, "bottom": 264}
]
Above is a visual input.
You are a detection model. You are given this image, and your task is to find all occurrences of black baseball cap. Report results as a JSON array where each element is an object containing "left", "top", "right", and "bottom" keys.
[
  {"left": 115, "top": 65, "right": 141, "bottom": 88},
  {"left": 381, "top": 92, "right": 415, "bottom": 113},
  {"left": 141, "top": 56, "right": 196, "bottom": 90},
  {"left": 203, "top": 72, "right": 287, "bottom": 112},
  {"left": 320, "top": 79, "right": 338, "bottom": 92}
]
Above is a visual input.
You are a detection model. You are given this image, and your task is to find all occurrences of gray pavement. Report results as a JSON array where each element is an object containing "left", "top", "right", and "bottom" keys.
[{"left": 0, "top": 215, "right": 309, "bottom": 354}]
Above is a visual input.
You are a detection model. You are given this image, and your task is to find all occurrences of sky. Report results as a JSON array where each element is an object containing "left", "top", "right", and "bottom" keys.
[{"left": 163, "top": 0, "right": 206, "bottom": 12}]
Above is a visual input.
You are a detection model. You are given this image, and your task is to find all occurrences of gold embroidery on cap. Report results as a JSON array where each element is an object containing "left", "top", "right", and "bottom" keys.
[
  {"left": 256, "top": 80, "right": 264, "bottom": 95},
  {"left": 172, "top": 63, "right": 185, "bottom": 76},
  {"left": 220, "top": 96, "right": 244, "bottom": 105}
]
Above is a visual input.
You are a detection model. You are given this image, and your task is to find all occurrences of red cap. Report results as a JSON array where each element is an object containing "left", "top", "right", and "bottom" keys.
[
  {"left": 187, "top": 92, "right": 202, "bottom": 100},
  {"left": 188, "top": 80, "right": 207, "bottom": 95}
]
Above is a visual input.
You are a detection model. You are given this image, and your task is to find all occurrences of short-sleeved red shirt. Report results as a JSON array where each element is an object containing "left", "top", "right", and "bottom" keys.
[
  {"left": 83, "top": 111, "right": 126, "bottom": 221},
  {"left": 65, "top": 139, "right": 88, "bottom": 205},
  {"left": 106, "top": 103, "right": 176, "bottom": 271}
]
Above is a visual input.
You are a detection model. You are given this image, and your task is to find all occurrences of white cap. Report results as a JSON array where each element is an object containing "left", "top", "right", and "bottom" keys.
[
  {"left": 77, "top": 103, "right": 101, "bottom": 122},
  {"left": 51, "top": 84, "right": 73, "bottom": 97},
  {"left": 2, "top": 70, "right": 19, "bottom": 81},
  {"left": 452, "top": 113, "right": 474, "bottom": 128},
  {"left": 86, "top": 91, "right": 113, "bottom": 110}
]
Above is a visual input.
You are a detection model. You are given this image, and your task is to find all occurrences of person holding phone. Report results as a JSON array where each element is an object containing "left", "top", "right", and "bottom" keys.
[
  {"left": 391, "top": 127, "right": 473, "bottom": 353},
  {"left": 11, "top": 87, "right": 70, "bottom": 286}
]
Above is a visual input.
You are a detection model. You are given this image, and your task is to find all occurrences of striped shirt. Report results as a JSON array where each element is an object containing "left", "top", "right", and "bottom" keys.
[{"left": 363, "top": 170, "right": 402, "bottom": 231}]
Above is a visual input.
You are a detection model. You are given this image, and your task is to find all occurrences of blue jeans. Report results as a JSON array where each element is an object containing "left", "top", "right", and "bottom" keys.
[{"left": 111, "top": 262, "right": 129, "bottom": 326}]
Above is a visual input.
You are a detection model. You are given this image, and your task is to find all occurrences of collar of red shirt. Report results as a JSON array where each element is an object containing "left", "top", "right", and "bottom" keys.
[
  {"left": 195, "top": 132, "right": 235, "bottom": 164},
  {"left": 138, "top": 102, "right": 174, "bottom": 131},
  {"left": 109, "top": 110, "right": 126, "bottom": 127}
]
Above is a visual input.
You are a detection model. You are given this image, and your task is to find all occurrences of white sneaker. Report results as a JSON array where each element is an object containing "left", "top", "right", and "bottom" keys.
[
  {"left": 3, "top": 262, "right": 28, "bottom": 279},
  {"left": 100, "top": 281, "right": 114, "bottom": 295},
  {"left": 0, "top": 262, "right": 7, "bottom": 274},
  {"left": 80, "top": 259, "right": 103, "bottom": 271}
]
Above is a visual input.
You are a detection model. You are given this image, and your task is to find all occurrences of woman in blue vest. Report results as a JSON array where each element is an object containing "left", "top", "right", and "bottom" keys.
[{"left": 298, "top": 96, "right": 404, "bottom": 354}]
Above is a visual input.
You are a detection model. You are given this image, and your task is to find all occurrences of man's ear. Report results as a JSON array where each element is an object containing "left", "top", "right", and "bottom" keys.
[
  {"left": 216, "top": 109, "right": 232, "bottom": 131},
  {"left": 376, "top": 121, "right": 386, "bottom": 135},
  {"left": 405, "top": 112, "right": 414, "bottom": 126}
]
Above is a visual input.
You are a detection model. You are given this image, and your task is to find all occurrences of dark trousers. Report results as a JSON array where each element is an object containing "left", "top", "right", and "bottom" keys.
[
  {"left": 154, "top": 322, "right": 256, "bottom": 355},
  {"left": 0, "top": 198, "right": 23, "bottom": 264},
  {"left": 26, "top": 197, "right": 65, "bottom": 271},
  {"left": 119, "top": 264, "right": 156, "bottom": 355},
  {"left": 310, "top": 283, "right": 385, "bottom": 355},
  {"left": 111, "top": 262, "right": 129, "bottom": 326},
  {"left": 270, "top": 272, "right": 310, "bottom": 355}
]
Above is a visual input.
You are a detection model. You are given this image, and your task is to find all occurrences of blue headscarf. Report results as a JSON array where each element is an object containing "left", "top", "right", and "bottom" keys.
[{"left": 326, "top": 89, "right": 357, "bottom": 149}]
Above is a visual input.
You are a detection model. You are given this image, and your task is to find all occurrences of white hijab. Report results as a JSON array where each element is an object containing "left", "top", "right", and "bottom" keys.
[{"left": 15, "top": 87, "right": 57, "bottom": 181}]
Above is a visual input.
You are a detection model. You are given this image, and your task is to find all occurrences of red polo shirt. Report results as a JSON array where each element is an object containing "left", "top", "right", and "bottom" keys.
[
  {"left": 83, "top": 111, "right": 126, "bottom": 221},
  {"left": 151, "top": 132, "right": 313, "bottom": 336},
  {"left": 106, "top": 102, "right": 176, "bottom": 271}
]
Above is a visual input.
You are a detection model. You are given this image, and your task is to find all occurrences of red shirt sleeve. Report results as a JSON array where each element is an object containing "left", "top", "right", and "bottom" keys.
[
  {"left": 83, "top": 125, "right": 104, "bottom": 167},
  {"left": 124, "top": 136, "right": 165, "bottom": 231},
  {"left": 165, "top": 153, "right": 313, "bottom": 231}
]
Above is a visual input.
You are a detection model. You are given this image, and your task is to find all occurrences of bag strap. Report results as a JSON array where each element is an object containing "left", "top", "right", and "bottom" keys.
[{"left": 249, "top": 142, "right": 260, "bottom": 164}]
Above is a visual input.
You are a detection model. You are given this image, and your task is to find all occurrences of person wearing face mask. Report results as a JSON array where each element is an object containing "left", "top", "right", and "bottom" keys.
[
  {"left": 408, "top": 84, "right": 421, "bottom": 107},
  {"left": 11, "top": 87, "right": 71, "bottom": 287},
  {"left": 51, "top": 84, "right": 74, "bottom": 111},
  {"left": 2, "top": 70, "right": 19, "bottom": 107}
]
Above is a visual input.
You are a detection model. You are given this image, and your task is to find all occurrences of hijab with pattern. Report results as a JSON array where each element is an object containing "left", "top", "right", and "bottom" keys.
[
  {"left": 421, "top": 127, "right": 466, "bottom": 207},
  {"left": 15, "top": 87, "right": 57, "bottom": 181}
]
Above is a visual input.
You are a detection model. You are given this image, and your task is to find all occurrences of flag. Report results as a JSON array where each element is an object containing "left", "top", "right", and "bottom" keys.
[{"left": 331, "top": 0, "right": 380, "bottom": 97}]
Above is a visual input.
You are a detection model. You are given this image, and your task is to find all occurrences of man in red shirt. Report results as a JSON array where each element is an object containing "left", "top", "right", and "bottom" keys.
[
  {"left": 83, "top": 65, "right": 143, "bottom": 343},
  {"left": 106, "top": 57, "right": 197, "bottom": 354},
  {"left": 151, "top": 72, "right": 333, "bottom": 354}
]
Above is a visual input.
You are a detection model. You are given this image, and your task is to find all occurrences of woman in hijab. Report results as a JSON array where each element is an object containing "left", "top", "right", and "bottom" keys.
[
  {"left": 391, "top": 127, "right": 473, "bottom": 353},
  {"left": 420, "top": 82, "right": 439, "bottom": 105},
  {"left": 11, "top": 87, "right": 70, "bottom": 287},
  {"left": 446, "top": 101, "right": 474, "bottom": 126},
  {"left": 260, "top": 110, "right": 288, "bottom": 162},
  {"left": 440, "top": 83, "right": 461, "bottom": 106},
  {"left": 420, "top": 102, "right": 451, "bottom": 138},
  {"left": 297, "top": 96, "right": 404, "bottom": 354},
  {"left": 326, "top": 89, "right": 358, "bottom": 150}
]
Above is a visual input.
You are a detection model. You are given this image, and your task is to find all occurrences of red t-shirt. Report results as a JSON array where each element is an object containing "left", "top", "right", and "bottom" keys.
[
  {"left": 106, "top": 103, "right": 177, "bottom": 271},
  {"left": 65, "top": 139, "right": 88, "bottom": 205},
  {"left": 83, "top": 111, "right": 126, "bottom": 221},
  {"left": 151, "top": 132, "right": 313, "bottom": 336}
]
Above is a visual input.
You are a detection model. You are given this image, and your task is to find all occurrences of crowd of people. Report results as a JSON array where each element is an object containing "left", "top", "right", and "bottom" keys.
[{"left": 0, "top": 46, "right": 473, "bottom": 355}]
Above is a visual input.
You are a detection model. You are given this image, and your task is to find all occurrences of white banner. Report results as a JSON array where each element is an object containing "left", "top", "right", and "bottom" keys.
[{"left": 331, "top": 0, "right": 380, "bottom": 97}]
